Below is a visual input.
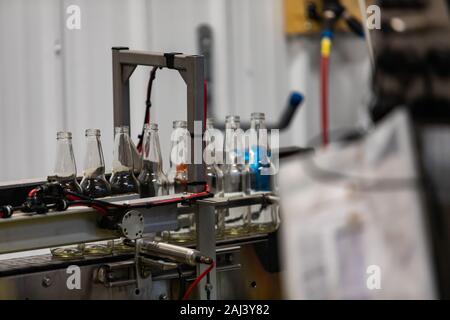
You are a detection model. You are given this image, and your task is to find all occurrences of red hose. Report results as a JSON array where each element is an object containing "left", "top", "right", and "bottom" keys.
[
  {"left": 151, "top": 184, "right": 210, "bottom": 206},
  {"left": 182, "top": 261, "right": 215, "bottom": 300},
  {"left": 28, "top": 188, "right": 39, "bottom": 198},
  {"left": 320, "top": 55, "right": 330, "bottom": 146}
]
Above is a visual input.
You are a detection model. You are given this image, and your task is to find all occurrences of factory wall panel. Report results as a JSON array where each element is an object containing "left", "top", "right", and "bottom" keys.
[
  {"left": 62, "top": 0, "right": 150, "bottom": 174},
  {"left": 0, "top": 0, "right": 371, "bottom": 182},
  {"left": 0, "top": 0, "right": 63, "bottom": 181}
]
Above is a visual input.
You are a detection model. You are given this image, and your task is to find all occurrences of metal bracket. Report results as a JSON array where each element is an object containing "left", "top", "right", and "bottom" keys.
[
  {"left": 95, "top": 260, "right": 151, "bottom": 290},
  {"left": 111, "top": 48, "right": 206, "bottom": 187}
]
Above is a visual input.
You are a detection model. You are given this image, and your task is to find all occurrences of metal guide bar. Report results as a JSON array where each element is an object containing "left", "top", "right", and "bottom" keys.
[{"left": 0, "top": 204, "right": 177, "bottom": 255}]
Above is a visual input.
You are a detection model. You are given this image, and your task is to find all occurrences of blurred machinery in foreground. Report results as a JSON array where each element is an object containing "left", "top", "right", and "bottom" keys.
[
  {"left": 370, "top": 0, "right": 450, "bottom": 122},
  {"left": 370, "top": 1, "right": 450, "bottom": 297},
  {"left": 280, "top": 0, "right": 450, "bottom": 299}
]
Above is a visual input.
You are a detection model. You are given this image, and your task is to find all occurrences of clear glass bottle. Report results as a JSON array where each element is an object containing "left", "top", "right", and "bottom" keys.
[
  {"left": 138, "top": 123, "right": 169, "bottom": 197},
  {"left": 80, "top": 129, "right": 111, "bottom": 198},
  {"left": 164, "top": 120, "right": 194, "bottom": 244},
  {"left": 49, "top": 131, "right": 82, "bottom": 193},
  {"left": 248, "top": 113, "right": 272, "bottom": 191},
  {"left": 110, "top": 126, "right": 140, "bottom": 195},
  {"left": 247, "top": 112, "right": 279, "bottom": 233},
  {"left": 50, "top": 131, "right": 83, "bottom": 260},
  {"left": 167, "top": 120, "right": 189, "bottom": 194},
  {"left": 205, "top": 118, "right": 226, "bottom": 237},
  {"left": 78, "top": 129, "right": 113, "bottom": 256},
  {"left": 223, "top": 115, "right": 250, "bottom": 236}
]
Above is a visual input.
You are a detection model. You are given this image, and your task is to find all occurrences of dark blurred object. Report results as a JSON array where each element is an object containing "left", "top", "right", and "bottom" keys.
[
  {"left": 370, "top": 0, "right": 450, "bottom": 123},
  {"left": 307, "top": 0, "right": 364, "bottom": 37},
  {"left": 378, "top": 0, "right": 427, "bottom": 9},
  {"left": 369, "top": 0, "right": 450, "bottom": 298}
]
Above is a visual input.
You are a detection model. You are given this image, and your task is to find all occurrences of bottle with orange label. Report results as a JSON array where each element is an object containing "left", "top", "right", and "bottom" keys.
[
  {"left": 167, "top": 120, "right": 190, "bottom": 195},
  {"left": 164, "top": 120, "right": 195, "bottom": 244}
]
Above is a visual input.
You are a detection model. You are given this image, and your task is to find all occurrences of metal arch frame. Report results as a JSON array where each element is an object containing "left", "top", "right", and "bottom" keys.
[{"left": 112, "top": 48, "right": 206, "bottom": 186}]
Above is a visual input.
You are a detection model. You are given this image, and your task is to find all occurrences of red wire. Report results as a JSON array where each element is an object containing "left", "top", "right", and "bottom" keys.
[
  {"left": 182, "top": 261, "right": 215, "bottom": 300},
  {"left": 66, "top": 194, "right": 108, "bottom": 215},
  {"left": 151, "top": 185, "right": 210, "bottom": 206},
  {"left": 28, "top": 188, "right": 39, "bottom": 198},
  {"left": 320, "top": 55, "right": 330, "bottom": 147}
]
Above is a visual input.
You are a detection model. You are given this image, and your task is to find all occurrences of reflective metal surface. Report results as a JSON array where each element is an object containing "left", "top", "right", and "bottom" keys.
[{"left": 0, "top": 235, "right": 281, "bottom": 300}]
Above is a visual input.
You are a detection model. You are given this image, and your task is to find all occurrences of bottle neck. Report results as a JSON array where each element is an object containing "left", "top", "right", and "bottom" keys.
[
  {"left": 224, "top": 126, "right": 245, "bottom": 165},
  {"left": 250, "top": 118, "right": 266, "bottom": 131},
  {"left": 84, "top": 135, "right": 105, "bottom": 177},
  {"left": 143, "top": 130, "right": 164, "bottom": 172},
  {"left": 54, "top": 138, "right": 77, "bottom": 179},
  {"left": 249, "top": 118, "right": 269, "bottom": 165},
  {"left": 169, "top": 127, "right": 189, "bottom": 171},
  {"left": 113, "top": 131, "right": 133, "bottom": 173}
]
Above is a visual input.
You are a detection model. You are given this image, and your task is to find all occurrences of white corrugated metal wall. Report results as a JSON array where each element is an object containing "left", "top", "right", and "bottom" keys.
[{"left": 0, "top": 0, "right": 370, "bottom": 182}]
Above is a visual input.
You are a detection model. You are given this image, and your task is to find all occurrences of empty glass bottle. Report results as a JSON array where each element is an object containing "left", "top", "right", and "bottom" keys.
[
  {"left": 223, "top": 115, "right": 250, "bottom": 236},
  {"left": 80, "top": 129, "right": 111, "bottom": 198},
  {"left": 49, "top": 131, "right": 83, "bottom": 259},
  {"left": 110, "top": 126, "right": 140, "bottom": 195},
  {"left": 138, "top": 123, "right": 169, "bottom": 197},
  {"left": 49, "top": 131, "right": 82, "bottom": 193},
  {"left": 248, "top": 113, "right": 272, "bottom": 191},
  {"left": 77, "top": 129, "right": 114, "bottom": 256},
  {"left": 247, "top": 112, "right": 279, "bottom": 233},
  {"left": 167, "top": 120, "right": 189, "bottom": 194},
  {"left": 205, "top": 118, "right": 226, "bottom": 237},
  {"left": 164, "top": 120, "right": 194, "bottom": 244}
]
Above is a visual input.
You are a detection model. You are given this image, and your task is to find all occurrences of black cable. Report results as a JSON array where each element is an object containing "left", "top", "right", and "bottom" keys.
[
  {"left": 137, "top": 66, "right": 159, "bottom": 152},
  {"left": 177, "top": 266, "right": 185, "bottom": 301},
  {"left": 64, "top": 190, "right": 126, "bottom": 209},
  {"left": 225, "top": 215, "right": 243, "bottom": 224},
  {"left": 206, "top": 271, "right": 211, "bottom": 300}
]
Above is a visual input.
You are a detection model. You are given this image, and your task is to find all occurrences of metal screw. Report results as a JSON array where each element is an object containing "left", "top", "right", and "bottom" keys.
[
  {"left": 159, "top": 294, "right": 168, "bottom": 300},
  {"left": 42, "top": 276, "right": 52, "bottom": 288}
]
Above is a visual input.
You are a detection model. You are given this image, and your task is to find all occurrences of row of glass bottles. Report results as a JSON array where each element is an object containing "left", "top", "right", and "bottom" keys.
[
  {"left": 222, "top": 113, "right": 278, "bottom": 237},
  {"left": 164, "top": 113, "right": 279, "bottom": 244},
  {"left": 50, "top": 113, "right": 278, "bottom": 257},
  {"left": 51, "top": 115, "right": 276, "bottom": 201},
  {"left": 51, "top": 127, "right": 140, "bottom": 259},
  {"left": 50, "top": 127, "right": 138, "bottom": 198}
]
